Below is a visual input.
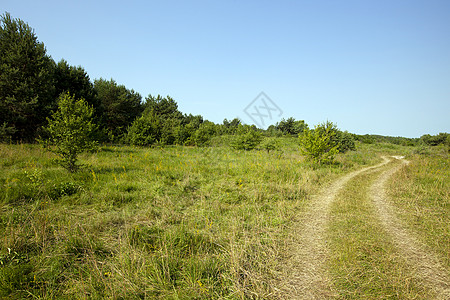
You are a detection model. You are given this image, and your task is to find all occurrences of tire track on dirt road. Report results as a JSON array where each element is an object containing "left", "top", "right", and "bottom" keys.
[
  {"left": 277, "top": 157, "right": 390, "bottom": 299},
  {"left": 369, "top": 157, "right": 450, "bottom": 299}
]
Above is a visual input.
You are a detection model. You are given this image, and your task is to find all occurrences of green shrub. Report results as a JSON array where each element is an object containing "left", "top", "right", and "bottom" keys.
[
  {"left": 261, "top": 138, "right": 280, "bottom": 153},
  {"left": 231, "top": 125, "right": 262, "bottom": 150},
  {"left": 126, "top": 112, "right": 160, "bottom": 146},
  {"left": 49, "top": 182, "right": 81, "bottom": 199},
  {"left": 335, "top": 130, "right": 356, "bottom": 153},
  {"left": 189, "top": 122, "right": 216, "bottom": 146}
]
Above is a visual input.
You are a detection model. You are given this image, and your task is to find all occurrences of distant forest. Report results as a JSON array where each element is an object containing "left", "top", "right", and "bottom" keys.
[{"left": 1, "top": 12, "right": 448, "bottom": 148}]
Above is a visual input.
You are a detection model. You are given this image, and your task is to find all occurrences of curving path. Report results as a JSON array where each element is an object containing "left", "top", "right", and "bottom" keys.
[
  {"left": 280, "top": 157, "right": 390, "bottom": 299},
  {"left": 278, "top": 156, "right": 449, "bottom": 299},
  {"left": 370, "top": 157, "right": 450, "bottom": 299}
]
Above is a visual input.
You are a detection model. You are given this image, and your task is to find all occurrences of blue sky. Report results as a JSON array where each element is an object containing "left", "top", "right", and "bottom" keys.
[{"left": 3, "top": 0, "right": 449, "bottom": 137}]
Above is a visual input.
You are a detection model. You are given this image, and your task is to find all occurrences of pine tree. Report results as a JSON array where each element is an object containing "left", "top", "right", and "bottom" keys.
[{"left": 0, "top": 12, "right": 55, "bottom": 141}]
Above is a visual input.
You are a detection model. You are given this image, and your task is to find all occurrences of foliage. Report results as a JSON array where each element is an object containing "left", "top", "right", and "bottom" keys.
[
  {"left": 266, "top": 125, "right": 284, "bottom": 137},
  {"left": 355, "top": 134, "right": 418, "bottom": 146},
  {"left": 420, "top": 132, "right": 449, "bottom": 147},
  {"left": 261, "top": 138, "right": 281, "bottom": 153},
  {"left": 300, "top": 121, "right": 340, "bottom": 164},
  {"left": 0, "top": 12, "right": 55, "bottom": 141},
  {"left": 276, "top": 117, "right": 308, "bottom": 136},
  {"left": 94, "top": 78, "right": 143, "bottom": 141},
  {"left": 53, "top": 59, "right": 100, "bottom": 113},
  {"left": 159, "top": 118, "right": 180, "bottom": 145},
  {"left": 41, "top": 93, "right": 98, "bottom": 172},
  {"left": 0, "top": 123, "right": 16, "bottom": 143},
  {"left": 231, "top": 125, "right": 263, "bottom": 150},
  {"left": 222, "top": 118, "right": 241, "bottom": 134},
  {"left": 144, "top": 94, "right": 183, "bottom": 120},
  {"left": 126, "top": 111, "right": 160, "bottom": 146},
  {"left": 334, "top": 130, "right": 356, "bottom": 153},
  {"left": 189, "top": 121, "right": 217, "bottom": 146}
]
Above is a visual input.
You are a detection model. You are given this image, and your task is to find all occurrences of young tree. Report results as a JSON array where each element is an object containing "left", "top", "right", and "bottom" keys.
[
  {"left": 334, "top": 130, "right": 356, "bottom": 152},
  {"left": 261, "top": 138, "right": 280, "bottom": 153},
  {"left": 0, "top": 12, "right": 55, "bottom": 141},
  {"left": 126, "top": 111, "right": 161, "bottom": 146},
  {"left": 189, "top": 121, "right": 217, "bottom": 146},
  {"left": 231, "top": 124, "right": 262, "bottom": 150},
  {"left": 222, "top": 118, "right": 241, "bottom": 134},
  {"left": 300, "top": 121, "right": 339, "bottom": 165},
  {"left": 276, "top": 117, "right": 308, "bottom": 136},
  {"left": 42, "top": 93, "right": 97, "bottom": 172}
]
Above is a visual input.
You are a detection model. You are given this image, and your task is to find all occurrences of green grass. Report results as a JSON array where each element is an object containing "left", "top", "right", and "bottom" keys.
[
  {"left": 0, "top": 141, "right": 378, "bottom": 299},
  {"left": 387, "top": 148, "right": 450, "bottom": 268},
  {"left": 2, "top": 141, "right": 445, "bottom": 298}
]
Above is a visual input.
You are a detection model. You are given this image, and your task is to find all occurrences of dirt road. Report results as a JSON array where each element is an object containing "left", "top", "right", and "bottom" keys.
[
  {"left": 277, "top": 156, "right": 449, "bottom": 299},
  {"left": 370, "top": 157, "right": 449, "bottom": 299}
]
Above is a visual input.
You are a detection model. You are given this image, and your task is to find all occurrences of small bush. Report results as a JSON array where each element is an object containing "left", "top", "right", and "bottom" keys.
[
  {"left": 335, "top": 130, "right": 356, "bottom": 153},
  {"left": 49, "top": 182, "right": 81, "bottom": 199},
  {"left": 231, "top": 125, "right": 262, "bottom": 150},
  {"left": 188, "top": 122, "right": 216, "bottom": 146},
  {"left": 261, "top": 138, "right": 281, "bottom": 153},
  {"left": 300, "top": 121, "right": 339, "bottom": 165},
  {"left": 126, "top": 113, "right": 160, "bottom": 146}
]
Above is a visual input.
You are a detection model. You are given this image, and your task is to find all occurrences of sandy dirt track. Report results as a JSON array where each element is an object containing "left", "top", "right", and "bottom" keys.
[{"left": 277, "top": 156, "right": 449, "bottom": 299}]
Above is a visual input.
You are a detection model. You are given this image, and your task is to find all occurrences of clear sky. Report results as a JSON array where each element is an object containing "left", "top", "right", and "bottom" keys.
[{"left": 3, "top": 0, "right": 450, "bottom": 137}]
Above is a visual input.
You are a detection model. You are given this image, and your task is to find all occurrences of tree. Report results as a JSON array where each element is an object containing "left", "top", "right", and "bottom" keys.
[
  {"left": 300, "top": 121, "right": 339, "bottom": 165},
  {"left": 334, "top": 130, "right": 356, "bottom": 152},
  {"left": 176, "top": 118, "right": 202, "bottom": 145},
  {"left": 126, "top": 111, "right": 161, "bottom": 146},
  {"left": 221, "top": 118, "right": 241, "bottom": 134},
  {"left": 0, "top": 12, "right": 55, "bottom": 141},
  {"left": 276, "top": 117, "right": 308, "bottom": 136},
  {"left": 420, "top": 133, "right": 449, "bottom": 146},
  {"left": 53, "top": 59, "right": 100, "bottom": 115},
  {"left": 94, "top": 78, "right": 143, "bottom": 141},
  {"left": 144, "top": 94, "right": 183, "bottom": 120},
  {"left": 42, "top": 93, "right": 97, "bottom": 172},
  {"left": 293, "top": 119, "right": 308, "bottom": 135},
  {"left": 277, "top": 117, "right": 295, "bottom": 135},
  {"left": 261, "top": 138, "right": 280, "bottom": 153},
  {"left": 231, "top": 125, "right": 262, "bottom": 150},
  {"left": 189, "top": 121, "right": 217, "bottom": 146}
]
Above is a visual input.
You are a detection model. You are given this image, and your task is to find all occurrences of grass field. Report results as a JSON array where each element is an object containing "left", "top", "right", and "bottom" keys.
[{"left": 0, "top": 140, "right": 448, "bottom": 299}]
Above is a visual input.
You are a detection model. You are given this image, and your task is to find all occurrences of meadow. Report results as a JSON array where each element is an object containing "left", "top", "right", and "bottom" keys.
[{"left": 0, "top": 139, "right": 448, "bottom": 299}]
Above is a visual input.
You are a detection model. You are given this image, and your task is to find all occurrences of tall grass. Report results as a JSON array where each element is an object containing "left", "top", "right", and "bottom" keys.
[{"left": 0, "top": 140, "right": 379, "bottom": 298}]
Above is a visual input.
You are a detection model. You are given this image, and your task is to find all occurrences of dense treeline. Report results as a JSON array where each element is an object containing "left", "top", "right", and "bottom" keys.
[
  {"left": 354, "top": 133, "right": 449, "bottom": 148},
  {"left": 1, "top": 13, "right": 447, "bottom": 152}
]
